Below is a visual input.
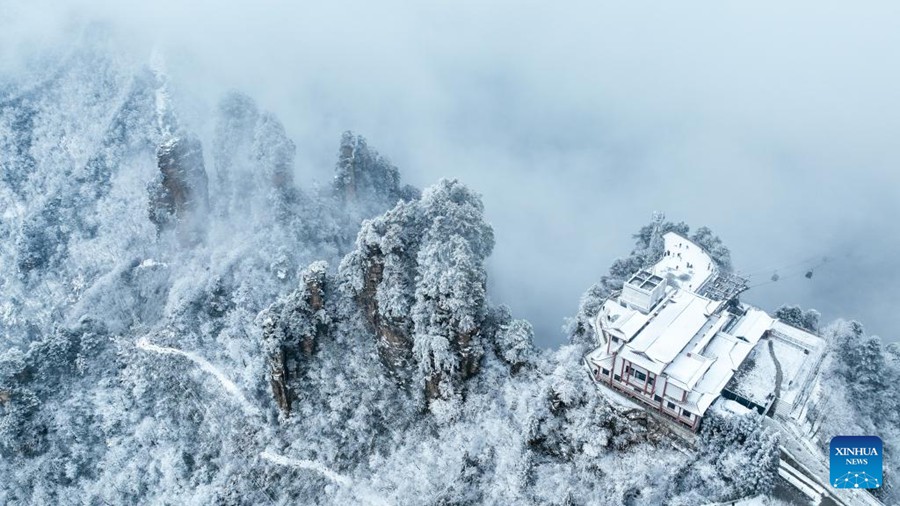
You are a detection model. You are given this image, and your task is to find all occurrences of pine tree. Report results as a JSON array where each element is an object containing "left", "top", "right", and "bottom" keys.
[{"left": 643, "top": 211, "right": 666, "bottom": 267}]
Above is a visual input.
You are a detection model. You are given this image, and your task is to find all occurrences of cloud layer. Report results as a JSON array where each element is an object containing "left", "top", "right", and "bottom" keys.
[{"left": 3, "top": 0, "right": 898, "bottom": 345}]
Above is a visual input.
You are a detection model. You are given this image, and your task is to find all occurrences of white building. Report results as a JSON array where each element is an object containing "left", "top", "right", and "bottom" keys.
[{"left": 585, "top": 232, "right": 825, "bottom": 431}]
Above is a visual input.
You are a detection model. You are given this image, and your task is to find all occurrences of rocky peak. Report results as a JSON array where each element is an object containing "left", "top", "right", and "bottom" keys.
[
  {"left": 148, "top": 134, "right": 210, "bottom": 244},
  {"left": 259, "top": 261, "right": 331, "bottom": 417},
  {"left": 340, "top": 179, "right": 494, "bottom": 406},
  {"left": 332, "top": 131, "right": 419, "bottom": 214},
  {"left": 211, "top": 92, "right": 302, "bottom": 222}
]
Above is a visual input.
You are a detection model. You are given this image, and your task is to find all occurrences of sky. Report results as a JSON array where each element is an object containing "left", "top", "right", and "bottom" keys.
[{"left": 2, "top": 0, "right": 899, "bottom": 346}]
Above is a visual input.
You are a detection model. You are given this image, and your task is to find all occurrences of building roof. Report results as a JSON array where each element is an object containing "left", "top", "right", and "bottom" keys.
[
  {"left": 626, "top": 270, "right": 665, "bottom": 292},
  {"left": 628, "top": 290, "right": 721, "bottom": 365},
  {"left": 666, "top": 352, "right": 713, "bottom": 390},
  {"left": 729, "top": 308, "right": 773, "bottom": 343},
  {"left": 597, "top": 299, "right": 651, "bottom": 342},
  {"left": 589, "top": 231, "right": 826, "bottom": 422}
]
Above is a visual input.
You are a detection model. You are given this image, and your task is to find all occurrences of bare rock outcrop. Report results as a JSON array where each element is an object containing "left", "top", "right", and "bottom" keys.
[
  {"left": 148, "top": 134, "right": 209, "bottom": 244},
  {"left": 259, "top": 261, "right": 330, "bottom": 417},
  {"left": 332, "top": 131, "right": 419, "bottom": 219}
]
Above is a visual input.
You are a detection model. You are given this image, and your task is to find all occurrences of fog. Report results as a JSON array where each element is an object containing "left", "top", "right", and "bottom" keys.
[{"left": 3, "top": 0, "right": 899, "bottom": 346}]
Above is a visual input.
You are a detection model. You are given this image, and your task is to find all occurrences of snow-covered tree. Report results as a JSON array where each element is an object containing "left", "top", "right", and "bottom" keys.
[
  {"left": 693, "top": 411, "right": 780, "bottom": 500},
  {"left": 816, "top": 320, "right": 900, "bottom": 503},
  {"left": 774, "top": 304, "right": 820, "bottom": 333},
  {"left": 340, "top": 179, "right": 494, "bottom": 405},
  {"left": 496, "top": 319, "right": 536, "bottom": 370},
  {"left": 690, "top": 226, "right": 733, "bottom": 271},
  {"left": 259, "top": 261, "right": 330, "bottom": 417},
  {"left": 642, "top": 211, "right": 667, "bottom": 267},
  {"left": 412, "top": 180, "right": 494, "bottom": 402}
]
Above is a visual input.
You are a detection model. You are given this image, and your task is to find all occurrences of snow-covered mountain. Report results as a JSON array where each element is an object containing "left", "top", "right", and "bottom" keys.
[{"left": 1, "top": 34, "right": 897, "bottom": 506}]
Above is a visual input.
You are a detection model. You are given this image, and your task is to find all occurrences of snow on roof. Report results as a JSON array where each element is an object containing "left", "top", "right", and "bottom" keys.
[
  {"left": 695, "top": 356, "right": 735, "bottom": 402},
  {"left": 663, "top": 335, "right": 746, "bottom": 416},
  {"left": 629, "top": 290, "right": 720, "bottom": 365},
  {"left": 597, "top": 299, "right": 650, "bottom": 341},
  {"left": 626, "top": 270, "right": 665, "bottom": 291},
  {"left": 589, "top": 236, "right": 829, "bottom": 421},
  {"left": 679, "top": 385, "right": 720, "bottom": 415},
  {"left": 728, "top": 308, "right": 773, "bottom": 345},
  {"left": 665, "top": 352, "right": 712, "bottom": 390},
  {"left": 653, "top": 309, "right": 768, "bottom": 416},
  {"left": 585, "top": 346, "right": 615, "bottom": 368},
  {"left": 711, "top": 398, "right": 754, "bottom": 418},
  {"left": 690, "top": 311, "right": 731, "bottom": 355},
  {"left": 652, "top": 232, "right": 716, "bottom": 292},
  {"left": 619, "top": 347, "right": 667, "bottom": 375},
  {"left": 704, "top": 332, "right": 754, "bottom": 370}
]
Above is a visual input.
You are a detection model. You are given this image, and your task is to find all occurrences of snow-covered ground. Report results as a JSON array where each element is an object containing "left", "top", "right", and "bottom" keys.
[
  {"left": 653, "top": 232, "right": 717, "bottom": 291},
  {"left": 728, "top": 341, "right": 777, "bottom": 405}
]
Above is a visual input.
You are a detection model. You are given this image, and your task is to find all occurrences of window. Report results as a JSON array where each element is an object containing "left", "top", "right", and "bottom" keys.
[
  {"left": 614, "top": 374, "right": 621, "bottom": 381},
  {"left": 601, "top": 368, "right": 609, "bottom": 376},
  {"left": 654, "top": 395, "right": 662, "bottom": 402},
  {"left": 684, "top": 412, "right": 693, "bottom": 420},
  {"left": 667, "top": 401, "right": 676, "bottom": 410},
  {"left": 633, "top": 370, "right": 647, "bottom": 382},
  {"left": 633, "top": 386, "right": 642, "bottom": 393}
]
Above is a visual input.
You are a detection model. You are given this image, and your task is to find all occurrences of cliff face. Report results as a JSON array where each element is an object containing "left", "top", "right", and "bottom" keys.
[
  {"left": 148, "top": 135, "right": 209, "bottom": 244},
  {"left": 339, "top": 179, "right": 494, "bottom": 406},
  {"left": 259, "top": 262, "right": 330, "bottom": 417},
  {"left": 332, "top": 131, "right": 420, "bottom": 227},
  {"left": 358, "top": 248, "right": 415, "bottom": 381}
]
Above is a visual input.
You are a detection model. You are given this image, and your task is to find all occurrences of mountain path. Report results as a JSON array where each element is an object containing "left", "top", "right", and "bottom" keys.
[{"left": 135, "top": 335, "right": 388, "bottom": 504}]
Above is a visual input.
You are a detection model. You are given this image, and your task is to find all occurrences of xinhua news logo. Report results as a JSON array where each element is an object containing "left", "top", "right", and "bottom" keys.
[{"left": 830, "top": 435, "right": 882, "bottom": 489}]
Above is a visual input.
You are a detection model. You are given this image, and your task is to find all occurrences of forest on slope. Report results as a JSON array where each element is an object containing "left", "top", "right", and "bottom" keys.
[{"left": 1, "top": 35, "right": 897, "bottom": 506}]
